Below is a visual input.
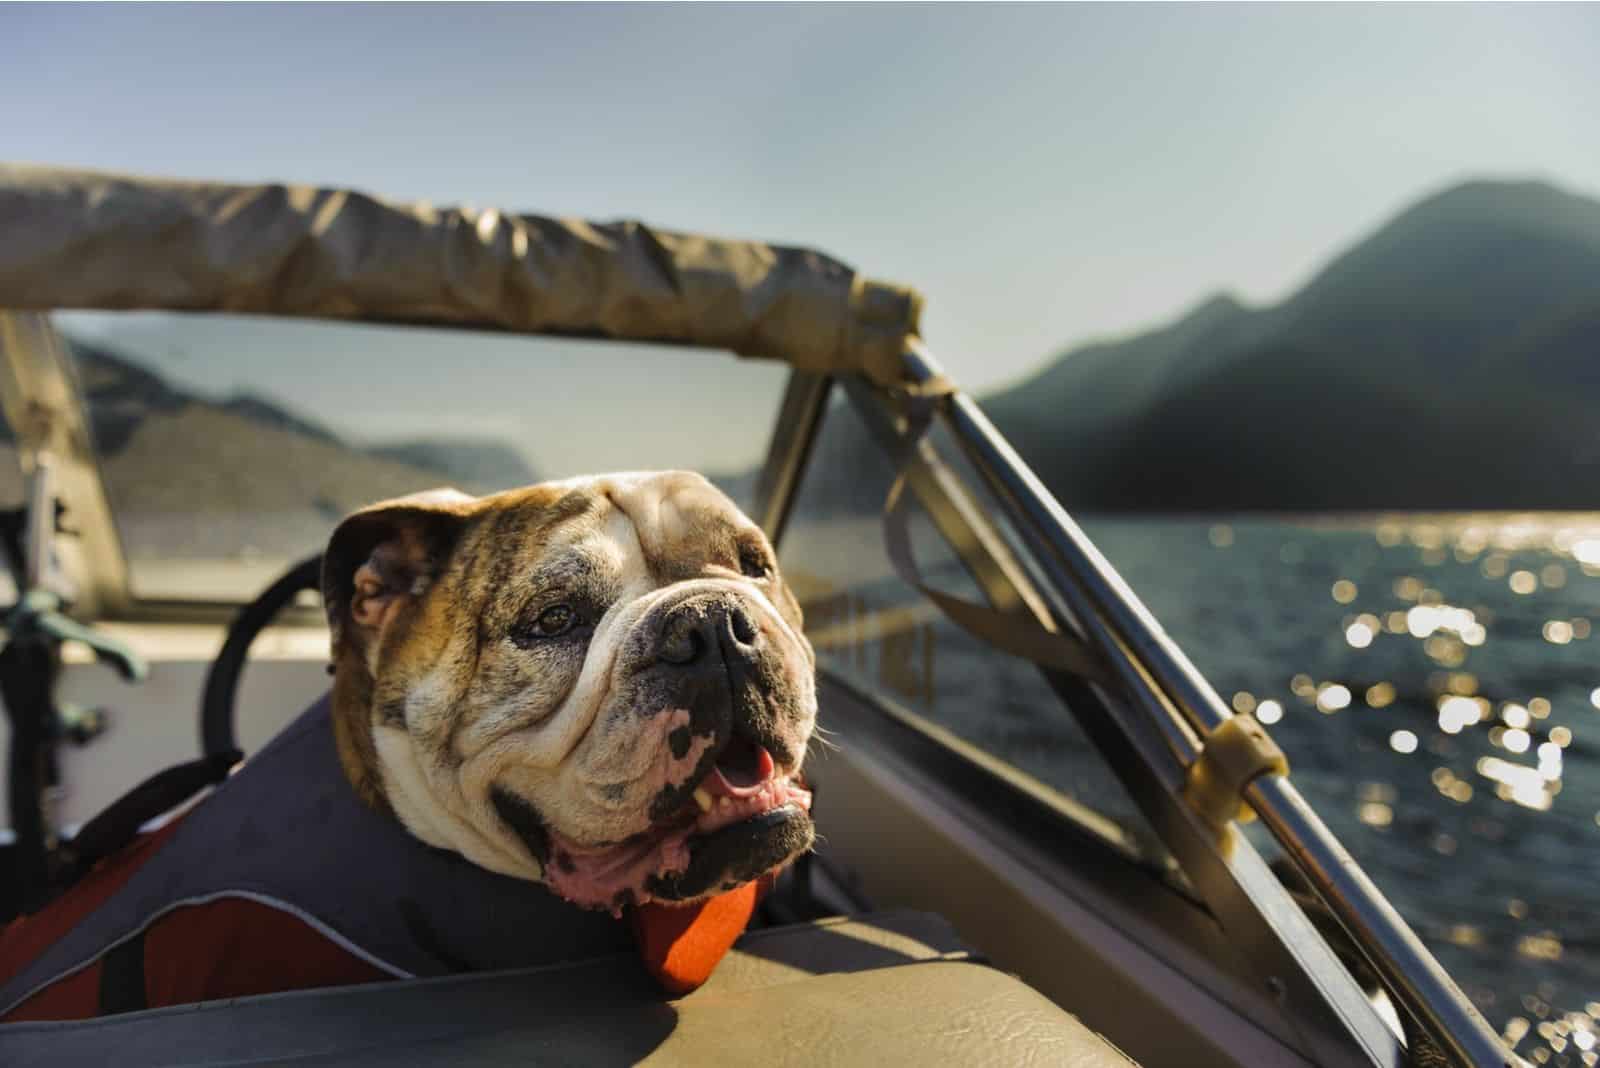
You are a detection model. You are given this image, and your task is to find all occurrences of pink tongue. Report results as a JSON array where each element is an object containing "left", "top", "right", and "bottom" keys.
[{"left": 705, "top": 745, "right": 776, "bottom": 797}]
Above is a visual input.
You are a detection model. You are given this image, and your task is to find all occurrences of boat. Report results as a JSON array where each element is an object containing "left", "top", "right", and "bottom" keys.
[{"left": 0, "top": 166, "right": 1515, "bottom": 1066}]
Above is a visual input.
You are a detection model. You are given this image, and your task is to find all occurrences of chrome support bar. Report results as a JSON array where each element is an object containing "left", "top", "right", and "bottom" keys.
[
  {"left": 752, "top": 371, "right": 832, "bottom": 545},
  {"left": 899, "top": 340, "right": 1509, "bottom": 1068}
]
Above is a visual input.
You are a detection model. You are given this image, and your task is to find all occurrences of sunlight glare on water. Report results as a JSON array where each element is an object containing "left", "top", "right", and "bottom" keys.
[{"left": 1077, "top": 511, "right": 1600, "bottom": 1065}]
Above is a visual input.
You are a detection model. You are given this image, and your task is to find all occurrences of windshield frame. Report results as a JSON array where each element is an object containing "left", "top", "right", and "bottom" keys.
[
  {"left": 1, "top": 301, "right": 1494, "bottom": 1066},
  {"left": 0, "top": 312, "right": 131, "bottom": 618}
]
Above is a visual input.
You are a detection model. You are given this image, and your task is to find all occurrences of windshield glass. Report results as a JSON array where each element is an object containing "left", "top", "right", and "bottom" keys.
[
  {"left": 52, "top": 311, "right": 789, "bottom": 602},
  {"left": 780, "top": 391, "right": 1156, "bottom": 849}
]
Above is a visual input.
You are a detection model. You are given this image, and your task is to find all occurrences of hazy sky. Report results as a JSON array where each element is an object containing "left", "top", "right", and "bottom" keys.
[{"left": 6, "top": 4, "right": 1600, "bottom": 472}]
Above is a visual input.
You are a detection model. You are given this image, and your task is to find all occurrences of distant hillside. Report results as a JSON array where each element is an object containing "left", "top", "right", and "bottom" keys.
[
  {"left": 43, "top": 341, "right": 543, "bottom": 559},
  {"left": 367, "top": 438, "right": 538, "bottom": 494},
  {"left": 975, "top": 178, "right": 1600, "bottom": 510},
  {"left": 218, "top": 394, "right": 341, "bottom": 446},
  {"left": 67, "top": 341, "right": 540, "bottom": 491}
]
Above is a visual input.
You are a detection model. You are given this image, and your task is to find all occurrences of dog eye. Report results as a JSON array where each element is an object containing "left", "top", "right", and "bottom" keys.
[
  {"left": 512, "top": 604, "right": 578, "bottom": 646},
  {"left": 738, "top": 544, "right": 772, "bottom": 580}
]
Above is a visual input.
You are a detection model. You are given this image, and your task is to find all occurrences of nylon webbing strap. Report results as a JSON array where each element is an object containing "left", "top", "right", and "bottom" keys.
[
  {"left": 880, "top": 380, "right": 1110, "bottom": 687},
  {"left": 59, "top": 750, "right": 243, "bottom": 884}
]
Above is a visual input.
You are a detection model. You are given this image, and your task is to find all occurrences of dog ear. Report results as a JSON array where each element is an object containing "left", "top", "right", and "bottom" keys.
[{"left": 322, "top": 489, "right": 478, "bottom": 662}]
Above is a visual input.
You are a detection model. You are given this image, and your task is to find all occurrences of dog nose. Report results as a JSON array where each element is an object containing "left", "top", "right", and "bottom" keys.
[{"left": 656, "top": 599, "right": 758, "bottom": 667}]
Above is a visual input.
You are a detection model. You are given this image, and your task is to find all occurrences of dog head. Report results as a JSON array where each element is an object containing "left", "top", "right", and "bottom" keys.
[{"left": 322, "top": 472, "right": 816, "bottom": 911}]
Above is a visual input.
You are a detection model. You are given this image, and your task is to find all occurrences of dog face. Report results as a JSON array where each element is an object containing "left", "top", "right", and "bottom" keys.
[{"left": 322, "top": 472, "right": 816, "bottom": 912}]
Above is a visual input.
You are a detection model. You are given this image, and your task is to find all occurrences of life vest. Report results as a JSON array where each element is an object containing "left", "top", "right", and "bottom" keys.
[{"left": 0, "top": 696, "right": 762, "bottom": 1020}]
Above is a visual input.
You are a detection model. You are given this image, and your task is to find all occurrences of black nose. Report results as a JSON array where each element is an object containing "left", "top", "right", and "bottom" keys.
[{"left": 656, "top": 598, "right": 759, "bottom": 666}]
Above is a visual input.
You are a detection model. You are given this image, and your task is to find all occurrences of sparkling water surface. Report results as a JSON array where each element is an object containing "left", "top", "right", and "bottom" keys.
[{"left": 1082, "top": 514, "right": 1600, "bottom": 1064}]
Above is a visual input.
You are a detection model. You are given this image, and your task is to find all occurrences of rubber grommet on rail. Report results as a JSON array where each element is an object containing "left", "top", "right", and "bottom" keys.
[{"left": 1182, "top": 714, "right": 1289, "bottom": 832}]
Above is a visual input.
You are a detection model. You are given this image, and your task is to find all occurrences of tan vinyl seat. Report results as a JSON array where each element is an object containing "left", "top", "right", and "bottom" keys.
[
  {"left": 0, "top": 911, "right": 1138, "bottom": 1066},
  {"left": 661, "top": 911, "right": 1138, "bottom": 1066}
]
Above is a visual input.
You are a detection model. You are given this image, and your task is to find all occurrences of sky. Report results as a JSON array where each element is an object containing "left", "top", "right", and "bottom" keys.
[{"left": 5, "top": 3, "right": 1600, "bottom": 473}]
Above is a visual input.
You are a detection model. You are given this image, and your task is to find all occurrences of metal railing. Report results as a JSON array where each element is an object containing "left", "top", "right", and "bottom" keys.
[{"left": 886, "top": 340, "right": 1511, "bottom": 1068}]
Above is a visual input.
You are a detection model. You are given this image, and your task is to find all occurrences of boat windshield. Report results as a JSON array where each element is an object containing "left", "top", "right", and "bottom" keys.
[
  {"left": 51, "top": 311, "right": 791, "bottom": 603},
  {"left": 780, "top": 390, "right": 1157, "bottom": 850}
]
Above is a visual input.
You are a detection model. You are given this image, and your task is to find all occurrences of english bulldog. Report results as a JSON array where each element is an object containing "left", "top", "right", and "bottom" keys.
[{"left": 320, "top": 471, "right": 818, "bottom": 912}]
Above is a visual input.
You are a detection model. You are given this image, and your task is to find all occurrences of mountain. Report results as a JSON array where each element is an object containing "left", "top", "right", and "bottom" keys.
[
  {"left": 21, "top": 177, "right": 1600, "bottom": 531},
  {"left": 218, "top": 394, "right": 341, "bottom": 446},
  {"left": 66, "top": 340, "right": 541, "bottom": 493},
  {"left": 980, "top": 179, "right": 1600, "bottom": 510},
  {"left": 29, "top": 340, "right": 548, "bottom": 561},
  {"left": 367, "top": 439, "right": 538, "bottom": 494}
]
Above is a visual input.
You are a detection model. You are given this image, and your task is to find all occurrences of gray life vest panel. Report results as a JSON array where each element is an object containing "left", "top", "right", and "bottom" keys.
[{"left": 0, "top": 695, "right": 634, "bottom": 1016}]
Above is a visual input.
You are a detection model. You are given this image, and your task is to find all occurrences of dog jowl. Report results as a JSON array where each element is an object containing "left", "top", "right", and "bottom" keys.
[{"left": 321, "top": 472, "right": 817, "bottom": 912}]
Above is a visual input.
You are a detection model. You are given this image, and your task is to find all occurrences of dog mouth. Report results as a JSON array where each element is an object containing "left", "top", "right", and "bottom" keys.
[
  {"left": 536, "top": 737, "right": 813, "bottom": 913},
  {"left": 692, "top": 735, "right": 775, "bottom": 806}
]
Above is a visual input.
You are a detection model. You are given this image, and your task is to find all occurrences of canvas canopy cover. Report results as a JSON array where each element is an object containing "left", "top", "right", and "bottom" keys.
[{"left": 0, "top": 165, "right": 923, "bottom": 385}]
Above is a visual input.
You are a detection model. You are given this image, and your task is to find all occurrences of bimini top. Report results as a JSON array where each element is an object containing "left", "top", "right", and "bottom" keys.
[{"left": 0, "top": 165, "right": 923, "bottom": 386}]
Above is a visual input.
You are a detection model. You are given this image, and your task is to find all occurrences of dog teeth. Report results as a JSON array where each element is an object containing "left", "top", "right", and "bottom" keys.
[
  {"left": 718, "top": 796, "right": 732, "bottom": 809},
  {"left": 693, "top": 787, "right": 713, "bottom": 813}
]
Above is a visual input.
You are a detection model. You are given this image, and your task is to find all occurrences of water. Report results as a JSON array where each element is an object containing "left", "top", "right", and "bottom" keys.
[
  {"left": 786, "top": 512, "right": 1600, "bottom": 1061},
  {"left": 1084, "top": 515, "right": 1600, "bottom": 1060}
]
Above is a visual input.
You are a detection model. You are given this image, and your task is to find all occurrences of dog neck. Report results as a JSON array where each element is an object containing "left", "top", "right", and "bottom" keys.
[{"left": 330, "top": 659, "right": 392, "bottom": 818}]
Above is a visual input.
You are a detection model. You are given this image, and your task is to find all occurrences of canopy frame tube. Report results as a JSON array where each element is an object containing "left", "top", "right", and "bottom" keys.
[{"left": 751, "top": 371, "right": 832, "bottom": 546}]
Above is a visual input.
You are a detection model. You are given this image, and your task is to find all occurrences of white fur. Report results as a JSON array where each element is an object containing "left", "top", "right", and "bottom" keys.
[{"left": 376, "top": 723, "right": 540, "bottom": 880}]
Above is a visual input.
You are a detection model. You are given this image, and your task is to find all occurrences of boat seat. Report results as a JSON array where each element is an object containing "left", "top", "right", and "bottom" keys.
[{"left": 0, "top": 910, "right": 1138, "bottom": 1066}]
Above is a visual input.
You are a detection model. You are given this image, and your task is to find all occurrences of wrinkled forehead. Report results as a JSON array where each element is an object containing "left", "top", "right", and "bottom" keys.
[
  {"left": 600, "top": 471, "right": 762, "bottom": 577},
  {"left": 481, "top": 472, "right": 764, "bottom": 588}
]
